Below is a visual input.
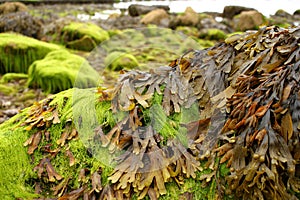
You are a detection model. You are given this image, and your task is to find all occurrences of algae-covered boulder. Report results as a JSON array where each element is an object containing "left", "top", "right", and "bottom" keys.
[
  {"left": 0, "top": 33, "right": 61, "bottom": 74},
  {"left": 27, "top": 49, "right": 99, "bottom": 94},
  {"left": 104, "top": 51, "right": 139, "bottom": 71},
  {"left": 1, "top": 26, "right": 300, "bottom": 200},
  {"left": 61, "top": 22, "right": 109, "bottom": 51}
]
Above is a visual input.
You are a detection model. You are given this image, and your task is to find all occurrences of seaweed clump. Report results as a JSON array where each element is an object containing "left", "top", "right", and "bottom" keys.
[{"left": 1, "top": 26, "right": 300, "bottom": 200}]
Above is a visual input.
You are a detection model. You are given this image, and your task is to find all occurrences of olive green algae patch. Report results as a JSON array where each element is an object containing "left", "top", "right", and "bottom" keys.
[
  {"left": 104, "top": 51, "right": 139, "bottom": 71},
  {"left": 0, "top": 110, "right": 37, "bottom": 200},
  {"left": 61, "top": 22, "right": 109, "bottom": 51},
  {"left": 0, "top": 33, "right": 62, "bottom": 74},
  {"left": 27, "top": 49, "right": 100, "bottom": 94}
]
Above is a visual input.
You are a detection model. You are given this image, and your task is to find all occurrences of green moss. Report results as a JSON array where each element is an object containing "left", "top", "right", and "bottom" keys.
[
  {"left": 0, "top": 73, "right": 28, "bottom": 83},
  {"left": 27, "top": 49, "right": 100, "bottom": 94},
  {"left": 104, "top": 51, "right": 139, "bottom": 71},
  {"left": 199, "top": 29, "right": 227, "bottom": 41},
  {"left": 66, "top": 35, "right": 97, "bottom": 52},
  {"left": 0, "top": 110, "right": 38, "bottom": 200},
  {"left": 62, "top": 22, "right": 109, "bottom": 45},
  {"left": 176, "top": 26, "right": 199, "bottom": 37},
  {"left": 0, "top": 33, "right": 62, "bottom": 74},
  {"left": 0, "top": 84, "right": 16, "bottom": 95}
]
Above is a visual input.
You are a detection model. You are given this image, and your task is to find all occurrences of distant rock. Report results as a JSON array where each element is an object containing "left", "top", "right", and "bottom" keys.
[
  {"left": 66, "top": 35, "right": 97, "bottom": 52},
  {"left": 178, "top": 7, "right": 199, "bottom": 26},
  {"left": 268, "top": 9, "right": 295, "bottom": 27},
  {"left": 169, "top": 7, "right": 200, "bottom": 28},
  {"left": 274, "top": 9, "right": 293, "bottom": 19},
  {"left": 294, "top": 9, "right": 300, "bottom": 16},
  {"left": 223, "top": 5, "right": 256, "bottom": 19},
  {"left": 0, "top": 2, "right": 27, "bottom": 14},
  {"left": 233, "top": 10, "right": 265, "bottom": 31},
  {"left": 198, "top": 16, "right": 233, "bottom": 33},
  {"left": 0, "top": 12, "right": 43, "bottom": 39},
  {"left": 140, "top": 9, "right": 169, "bottom": 27},
  {"left": 60, "top": 22, "right": 109, "bottom": 51},
  {"left": 128, "top": 4, "right": 170, "bottom": 17}
]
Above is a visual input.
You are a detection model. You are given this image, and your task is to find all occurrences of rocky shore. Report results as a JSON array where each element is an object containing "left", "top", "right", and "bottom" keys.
[{"left": 0, "top": 1, "right": 300, "bottom": 123}]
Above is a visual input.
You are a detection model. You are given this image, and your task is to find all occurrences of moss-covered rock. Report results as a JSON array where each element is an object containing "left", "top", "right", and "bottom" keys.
[
  {"left": 0, "top": 33, "right": 62, "bottom": 74},
  {"left": 0, "top": 73, "right": 28, "bottom": 83},
  {"left": 27, "top": 49, "right": 99, "bottom": 94},
  {"left": 66, "top": 35, "right": 97, "bottom": 52},
  {"left": 104, "top": 51, "right": 139, "bottom": 71},
  {"left": 198, "top": 28, "right": 227, "bottom": 41},
  {"left": 61, "top": 22, "right": 109, "bottom": 51}
]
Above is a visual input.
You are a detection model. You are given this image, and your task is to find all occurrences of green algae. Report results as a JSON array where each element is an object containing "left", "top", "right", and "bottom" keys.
[
  {"left": 0, "top": 33, "right": 62, "bottom": 74},
  {"left": 104, "top": 51, "right": 139, "bottom": 71},
  {"left": 27, "top": 49, "right": 100, "bottom": 94},
  {"left": 0, "top": 84, "right": 16, "bottom": 95},
  {"left": 0, "top": 109, "right": 37, "bottom": 200},
  {"left": 199, "top": 28, "right": 227, "bottom": 41},
  {"left": 62, "top": 22, "right": 109, "bottom": 46},
  {"left": 0, "top": 73, "right": 28, "bottom": 83}
]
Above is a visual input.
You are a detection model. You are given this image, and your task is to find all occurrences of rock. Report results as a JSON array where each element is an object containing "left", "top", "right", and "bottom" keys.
[
  {"left": 198, "top": 16, "right": 233, "bottom": 33},
  {"left": 233, "top": 10, "right": 265, "bottom": 31},
  {"left": 0, "top": 2, "right": 27, "bottom": 14},
  {"left": 169, "top": 7, "right": 200, "bottom": 28},
  {"left": 104, "top": 51, "right": 139, "bottom": 71},
  {"left": 3, "top": 109, "right": 19, "bottom": 117},
  {"left": 177, "top": 7, "right": 200, "bottom": 26},
  {"left": 268, "top": 9, "right": 295, "bottom": 28},
  {"left": 101, "top": 15, "right": 143, "bottom": 30},
  {"left": 61, "top": 22, "right": 109, "bottom": 47},
  {"left": 66, "top": 35, "right": 97, "bottom": 52},
  {"left": 128, "top": 4, "right": 170, "bottom": 17},
  {"left": 0, "top": 11, "right": 43, "bottom": 39},
  {"left": 223, "top": 5, "right": 256, "bottom": 19},
  {"left": 27, "top": 49, "right": 99, "bottom": 94},
  {"left": 274, "top": 9, "right": 293, "bottom": 18},
  {"left": 294, "top": 9, "right": 300, "bottom": 16},
  {"left": 0, "top": 33, "right": 61, "bottom": 74},
  {"left": 140, "top": 9, "right": 169, "bottom": 27}
]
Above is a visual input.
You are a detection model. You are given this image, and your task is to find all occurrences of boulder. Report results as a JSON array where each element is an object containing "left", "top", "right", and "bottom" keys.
[
  {"left": 223, "top": 5, "right": 256, "bottom": 19},
  {"left": 61, "top": 22, "right": 109, "bottom": 48},
  {"left": 0, "top": 33, "right": 61, "bottom": 74},
  {"left": 66, "top": 35, "right": 97, "bottom": 52},
  {"left": 268, "top": 9, "right": 295, "bottom": 28},
  {"left": 169, "top": 7, "right": 199, "bottom": 28},
  {"left": 177, "top": 7, "right": 200, "bottom": 26},
  {"left": 140, "top": 9, "right": 169, "bottom": 27},
  {"left": 0, "top": 11, "right": 43, "bottom": 39},
  {"left": 128, "top": 4, "right": 170, "bottom": 17},
  {"left": 27, "top": 49, "right": 99, "bottom": 94},
  {"left": 233, "top": 10, "right": 265, "bottom": 31},
  {"left": 198, "top": 16, "right": 233, "bottom": 33},
  {"left": 274, "top": 9, "right": 293, "bottom": 18},
  {"left": 104, "top": 51, "right": 139, "bottom": 71},
  {"left": 0, "top": 2, "right": 27, "bottom": 14},
  {"left": 294, "top": 9, "right": 300, "bottom": 16}
]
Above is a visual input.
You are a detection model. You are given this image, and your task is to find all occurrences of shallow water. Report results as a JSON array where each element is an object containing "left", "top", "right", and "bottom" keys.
[{"left": 114, "top": 0, "right": 299, "bottom": 17}]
